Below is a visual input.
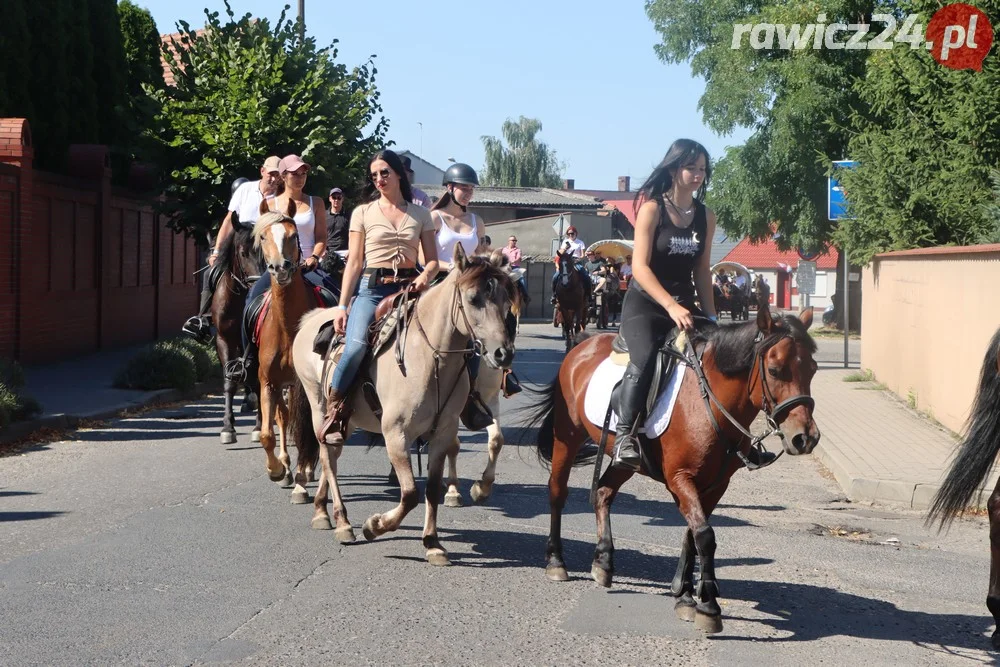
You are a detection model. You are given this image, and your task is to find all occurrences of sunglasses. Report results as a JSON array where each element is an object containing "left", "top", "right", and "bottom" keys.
[{"left": 370, "top": 168, "right": 392, "bottom": 180}]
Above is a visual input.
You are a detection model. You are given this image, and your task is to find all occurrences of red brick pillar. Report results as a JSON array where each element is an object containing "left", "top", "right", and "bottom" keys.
[
  {"left": 0, "top": 119, "right": 34, "bottom": 360},
  {"left": 68, "top": 145, "right": 112, "bottom": 350}
]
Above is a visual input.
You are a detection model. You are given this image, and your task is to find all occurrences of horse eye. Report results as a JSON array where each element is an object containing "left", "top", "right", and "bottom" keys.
[{"left": 768, "top": 367, "right": 781, "bottom": 379}]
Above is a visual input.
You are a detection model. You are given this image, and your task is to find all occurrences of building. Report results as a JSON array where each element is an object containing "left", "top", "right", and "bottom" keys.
[
  {"left": 397, "top": 151, "right": 446, "bottom": 187},
  {"left": 722, "top": 237, "right": 840, "bottom": 310}
]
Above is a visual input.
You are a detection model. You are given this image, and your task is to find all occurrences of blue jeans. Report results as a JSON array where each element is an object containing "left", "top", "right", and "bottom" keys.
[{"left": 330, "top": 275, "right": 398, "bottom": 395}]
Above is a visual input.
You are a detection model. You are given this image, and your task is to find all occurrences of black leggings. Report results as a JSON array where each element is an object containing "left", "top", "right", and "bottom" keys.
[{"left": 619, "top": 287, "right": 702, "bottom": 389}]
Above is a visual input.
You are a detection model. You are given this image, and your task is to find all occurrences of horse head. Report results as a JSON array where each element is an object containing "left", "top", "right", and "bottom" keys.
[
  {"left": 556, "top": 250, "right": 579, "bottom": 291},
  {"left": 750, "top": 302, "right": 821, "bottom": 455},
  {"left": 253, "top": 200, "right": 300, "bottom": 287},
  {"left": 229, "top": 211, "right": 265, "bottom": 279},
  {"left": 451, "top": 244, "right": 516, "bottom": 370}
]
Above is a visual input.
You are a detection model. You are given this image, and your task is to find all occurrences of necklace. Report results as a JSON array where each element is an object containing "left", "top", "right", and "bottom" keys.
[{"left": 666, "top": 194, "right": 695, "bottom": 216}]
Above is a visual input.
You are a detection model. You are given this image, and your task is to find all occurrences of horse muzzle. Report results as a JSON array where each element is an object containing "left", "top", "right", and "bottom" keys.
[
  {"left": 269, "top": 261, "right": 294, "bottom": 286},
  {"left": 777, "top": 406, "right": 821, "bottom": 455},
  {"left": 485, "top": 345, "right": 514, "bottom": 370}
]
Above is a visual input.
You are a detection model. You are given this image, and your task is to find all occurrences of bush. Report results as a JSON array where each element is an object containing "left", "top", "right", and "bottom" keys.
[
  {"left": 0, "top": 359, "right": 42, "bottom": 429},
  {"left": 113, "top": 342, "right": 197, "bottom": 392},
  {"left": 169, "top": 337, "right": 219, "bottom": 382},
  {"left": 0, "top": 383, "right": 16, "bottom": 428},
  {"left": 0, "top": 358, "right": 25, "bottom": 389}
]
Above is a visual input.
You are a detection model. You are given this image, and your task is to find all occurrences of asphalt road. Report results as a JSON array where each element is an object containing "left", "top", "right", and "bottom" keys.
[{"left": 0, "top": 323, "right": 991, "bottom": 666}]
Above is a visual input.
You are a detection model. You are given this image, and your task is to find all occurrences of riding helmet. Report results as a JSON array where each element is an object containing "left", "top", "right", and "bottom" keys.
[
  {"left": 231, "top": 177, "right": 250, "bottom": 195},
  {"left": 442, "top": 163, "right": 479, "bottom": 186}
]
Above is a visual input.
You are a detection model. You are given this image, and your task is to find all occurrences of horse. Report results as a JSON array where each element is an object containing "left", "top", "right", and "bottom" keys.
[
  {"left": 251, "top": 202, "right": 321, "bottom": 502},
  {"left": 721, "top": 282, "right": 748, "bottom": 321},
  {"left": 926, "top": 325, "right": 1000, "bottom": 649},
  {"left": 553, "top": 250, "right": 587, "bottom": 351},
  {"left": 212, "top": 212, "right": 266, "bottom": 445},
  {"left": 291, "top": 246, "right": 516, "bottom": 561},
  {"left": 523, "top": 297, "right": 820, "bottom": 635}
]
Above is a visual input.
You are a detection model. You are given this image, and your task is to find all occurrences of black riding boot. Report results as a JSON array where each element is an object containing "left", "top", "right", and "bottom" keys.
[
  {"left": 182, "top": 288, "right": 214, "bottom": 342},
  {"left": 461, "top": 351, "right": 494, "bottom": 431},
  {"left": 612, "top": 364, "right": 647, "bottom": 471}
]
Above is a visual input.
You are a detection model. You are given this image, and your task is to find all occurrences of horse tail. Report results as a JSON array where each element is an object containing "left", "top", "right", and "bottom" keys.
[
  {"left": 517, "top": 380, "right": 596, "bottom": 468},
  {"left": 927, "top": 326, "right": 1000, "bottom": 530},
  {"left": 289, "top": 378, "right": 319, "bottom": 471}
]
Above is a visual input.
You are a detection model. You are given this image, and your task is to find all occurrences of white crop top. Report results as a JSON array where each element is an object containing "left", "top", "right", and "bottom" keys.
[
  {"left": 293, "top": 197, "right": 316, "bottom": 256},
  {"left": 435, "top": 212, "right": 480, "bottom": 266}
]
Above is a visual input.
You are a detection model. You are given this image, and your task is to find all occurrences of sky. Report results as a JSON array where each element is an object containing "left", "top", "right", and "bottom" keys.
[{"left": 143, "top": 0, "right": 753, "bottom": 190}]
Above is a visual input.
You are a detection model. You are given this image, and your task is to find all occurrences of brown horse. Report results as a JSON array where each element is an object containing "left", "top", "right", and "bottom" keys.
[
  {"left": 212, "top": 213, "right": 265, "bottom": 445},
  {"left": 553, "top": 249, "right": 587, "bottom": 351},
  {"left": 926, "top": 325, "right": 1000, "bottom": 649},
  {"left": 525, "top": 301, "right": 820, "bottom": 635},
  {"left": 252, "top": 203, "right": 319, "bottom": 502}
]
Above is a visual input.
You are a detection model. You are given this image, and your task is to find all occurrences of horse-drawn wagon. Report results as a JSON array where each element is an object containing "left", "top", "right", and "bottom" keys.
[{"left": 711, "top": 260, "right": 752, "bottom": 320}]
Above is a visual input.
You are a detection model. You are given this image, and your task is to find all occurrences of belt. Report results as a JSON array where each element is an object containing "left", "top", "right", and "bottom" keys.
[{"left": 364, "top": 267, "right": 419, "bottom": 285}]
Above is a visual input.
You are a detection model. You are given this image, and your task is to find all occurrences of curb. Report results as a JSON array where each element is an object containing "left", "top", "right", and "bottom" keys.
[
  {"left": 0, "top": 379, "right": 223, "bottom": 447},
  {"left": 813, "top": 442, "right": 994, "bottom": 511}
]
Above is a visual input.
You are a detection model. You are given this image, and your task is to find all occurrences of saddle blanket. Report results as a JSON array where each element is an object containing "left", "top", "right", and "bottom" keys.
[{"left": 583, "top": 357, "right": 687, "bottom": 438}]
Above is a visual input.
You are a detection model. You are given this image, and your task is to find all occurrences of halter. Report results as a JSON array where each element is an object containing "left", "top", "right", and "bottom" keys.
[{"left": 683, "top": 328, "right": 814, "bottom": 472}]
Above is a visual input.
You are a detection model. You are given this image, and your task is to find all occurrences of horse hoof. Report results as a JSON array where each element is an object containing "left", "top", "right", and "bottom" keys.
[
  {"left": 291, "top": 490, "right": 310, "bottom": 504},
  {"left": 426, "top": 550, "right": 451, "bottom": 566},
  {"left": 311, "top": 515, "right": 333, "bottom": 530},
  {"left": 992, "top": 629, "right": 1000, "bottom": 651},
  {"left": 444, "top": 492, "right": 463, "bottom": 508},
  {"left": 545, "top": 565, "right": 569, "bottom": 582},
  {"left": 362, "top": 517, "right": 378, "bottom": 542},
  {"left": 335, "top": 526, "right": 356, "bottom": 544},
  {"left": 694, "top": 612, "right": 723, "bottom": 634},
  {"left": 674, "top": 600, "right": 697, "bottom": 623},
  {"left": 279, "top": 472, "right": 294, "bottom": 487},
  {"left": 470, "top": 482, "right": 490, "bottom": 504},
  {"left": 590, "top": 564, "right": 612, "bottom": 588},
  {"left": 267, "top": 469, "right": 285, "bottom": 482},
  {"left": 251, "top": 430, "right": 261, "bottom": 443},
  {"left": 220, "top": 432, "right": 236, "bottom": 445}
]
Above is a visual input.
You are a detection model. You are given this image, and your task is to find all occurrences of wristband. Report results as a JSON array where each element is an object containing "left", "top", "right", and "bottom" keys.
[
  {"left": 334, "top": 305, "right": 347, "bottom": 311},
  {"left": 310, "top": 254, "right": 319, "bottom": 261},
  {"left": 708, "top": 315, "right": 718, "bottom": 322},
  {"left": 211, "top": 249, "right": 219, "bottom": 256}
]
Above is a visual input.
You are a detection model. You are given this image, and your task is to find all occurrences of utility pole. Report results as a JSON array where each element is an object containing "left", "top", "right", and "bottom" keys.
[
  {"left": 298, "top": 0, "right": 305, "bottom": 41},
  {"left": 417, "top": 122, "right": 423, "bottom": 156}
]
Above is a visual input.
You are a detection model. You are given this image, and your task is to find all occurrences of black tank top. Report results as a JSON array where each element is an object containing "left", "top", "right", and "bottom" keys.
[{"left": 633, "top": 198, "right": 707, "bottom": 307}]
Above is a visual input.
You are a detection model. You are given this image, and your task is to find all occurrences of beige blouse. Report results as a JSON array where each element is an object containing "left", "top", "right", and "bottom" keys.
[{"left": 350, "top": 200, "right": 434, "bottom": 267}]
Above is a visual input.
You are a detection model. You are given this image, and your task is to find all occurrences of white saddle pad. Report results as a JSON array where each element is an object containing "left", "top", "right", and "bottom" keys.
[{"left": 583, "top": 357, "right": 687, "bottom": 438}]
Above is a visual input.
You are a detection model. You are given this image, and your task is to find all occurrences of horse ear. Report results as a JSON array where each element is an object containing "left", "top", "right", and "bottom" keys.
[
  {"left": 798, "top": 306, "right": 813, "bottom": 329},
  {"left": 259, "top": 199, "right": 270, "bottom": 216},
  {"left": 453, "top": 242, "right": 468, "bottom": 271},
  {"left": 489, "top": 248, "right": 506, "bottom": 268},
  {"left": 756, "top": 291, "right": 774, "bottom": 333}
]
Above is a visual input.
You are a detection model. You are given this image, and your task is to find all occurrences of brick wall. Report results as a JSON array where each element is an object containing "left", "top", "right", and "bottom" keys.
[{"left": 0, "top": 118, "right": 198, "bottom": 363}]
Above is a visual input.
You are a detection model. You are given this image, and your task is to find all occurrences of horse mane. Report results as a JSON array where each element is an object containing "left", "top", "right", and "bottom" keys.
[
  {"left": 252, "top": 211, "right": 292, "bottom": 249},
  {"left": 453, "top": 254, "right": 517, "bottom": 305},
  {"left": 215, "top": 220, "right": 260, "bottom": 276},
  {"left": 695, "top": 314, "right": 816, "bottom": 377}
]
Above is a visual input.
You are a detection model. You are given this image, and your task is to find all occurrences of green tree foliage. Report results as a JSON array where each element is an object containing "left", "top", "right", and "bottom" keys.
[
  {"left": 480, "top": 116, "right": 563, "bottom": 187},
  {"left": 984, "top": 168, "right": 1000, "bottom": 244},
  {"left": 645, "top": 0, "right": 872, "bottom": 252},
  {"left": 0, "top": 1, "right": 33, "bottom": 127},
  {"left": 147, "top": 2, "right": 387, "bottom": 240},
  {"left": 836, "top": 0, "right": 1000, "bottom": 262},
  {"left": 89, "top": 0, "right": 127, "bottom": 152},
  {"left": 119, "top": 0, "right": 163, "bottom": 99}
]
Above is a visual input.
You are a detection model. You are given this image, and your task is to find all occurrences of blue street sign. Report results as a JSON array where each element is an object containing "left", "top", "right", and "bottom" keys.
[{"left": 828, "top": 160, "right": 858, "bottom": 221}]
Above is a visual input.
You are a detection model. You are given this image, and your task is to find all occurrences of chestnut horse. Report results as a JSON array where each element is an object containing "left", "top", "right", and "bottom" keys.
[
  {"left": 252, "top": 204, "right": 319, "bottom": 502},
  {"left": 553, "top": 249, "right": 587, "bottom": 351},
  {"left": 926, "top": 325, "right": 1000, "bottom": 649},
  {"left": 212, "top": 212, "right": 265, "bottom": 445},
  {"left": 525, "top": 301, "right": 820, "bottom": 635}
]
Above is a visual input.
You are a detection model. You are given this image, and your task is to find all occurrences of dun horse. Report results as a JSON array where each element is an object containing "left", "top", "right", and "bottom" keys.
[
  {"left": 525, "top": 299, "right": 820, "bottom": 634},
  {"left": 553, "top": 249, "right": 587, "bottom": 351},
  {"left": 251, "top": 203, "right": 320, "bottom": 502},
  {"left": 926, "top": 325, "right": 1000, "bottom": 649},
  {"left": 212, "top": 212, "right": 265, "bottom": 445},
  {"left": 291, "top": 247, "right": 515, "bottom": 562}
]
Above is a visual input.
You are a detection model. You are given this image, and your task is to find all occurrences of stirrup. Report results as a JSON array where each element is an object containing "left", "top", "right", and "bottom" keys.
[
  {"left": 224, "top": 358, "right": 247, "bottom": 383},
  {"left": 181, "top": 315, "right": 212, "bottom": 344},
  {"left": 611, "top": 433, "right": 642, "bottom": 471},
  {"left": 318, "top": 393, "right": 351, "bottom": 445},
  {"left": 501, "top": 369, "right": 522, "bottom": 397},
  {"left": 461, "top": 391, "right": 494, "bottom": 431}
]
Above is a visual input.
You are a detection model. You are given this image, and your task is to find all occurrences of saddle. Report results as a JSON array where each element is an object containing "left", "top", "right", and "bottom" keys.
[
  {"left": 206, "top": 260, "right": 225, "bottom": 294},
  {"left": 610, "top": 329, "right": 699, "bottom": 418},
  {"left": 242, "top": 275, "right": 330, "bottom": 346}
]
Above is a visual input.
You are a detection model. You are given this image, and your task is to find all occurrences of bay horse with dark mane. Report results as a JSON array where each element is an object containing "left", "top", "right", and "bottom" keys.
[
  {"left": 212, "top": 211, "right": 265, "bottom": 445},
  {"left": 524, "top": 297, "right": 820, "bottom": 634},
  {"left": 926, "top": 325, "right": 1000, "bottom": 649},
  {"left": 553, "top": 249, "right": 587, "bottom": 351}
]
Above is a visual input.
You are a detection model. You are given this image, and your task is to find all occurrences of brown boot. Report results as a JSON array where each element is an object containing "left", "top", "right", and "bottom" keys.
[{"left": 317, "top": 390, "right": 351, "bottom": 444}]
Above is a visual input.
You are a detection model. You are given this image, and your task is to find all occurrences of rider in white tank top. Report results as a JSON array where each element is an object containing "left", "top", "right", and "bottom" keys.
[
  {"left": 293, "top": 196, "right": 316, "bottom": 256},
  {"left": 435, "top": 211, "right": 480, "bottom": 266}
]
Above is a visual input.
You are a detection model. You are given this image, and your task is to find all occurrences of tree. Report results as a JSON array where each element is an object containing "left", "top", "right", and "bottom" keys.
[
  {"left": 480, "top": 116, "right": 563, "bottom": 187},
  {"left": 645, "top": 0, "right": 875, "bottom": 252},
  {"left": 985, "top": 169, "right": 1000, "bottom": 244},
  {"left": 835, "top": 0, "right": 1000, "bottom": 263},
  {"left": 118, "top": 0, "right": 162, "bottom": 166},
  {"left": 146, "top": 1, "right": 388, "bottom": 240}
]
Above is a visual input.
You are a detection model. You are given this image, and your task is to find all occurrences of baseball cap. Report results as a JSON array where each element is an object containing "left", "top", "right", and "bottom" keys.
[
  {"left": 278, "top": 154, "right": 310, "bottom": 173},
  {"left": 329, "top": 187, "right": 343, "bottom": 196},
  {"left": 262, "top": 156, "right": 281, "bottom": 173}
]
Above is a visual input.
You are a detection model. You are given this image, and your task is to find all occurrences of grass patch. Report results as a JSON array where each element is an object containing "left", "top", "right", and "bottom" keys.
[
  {"left": 843, "top": 369, "right": 875, "bottom": 383},
  {"left": 811, "top": 326, "right": 861, "bottom": 339}
]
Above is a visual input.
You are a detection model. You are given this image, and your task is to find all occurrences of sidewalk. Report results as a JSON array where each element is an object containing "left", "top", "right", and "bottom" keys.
[
  {"left": 809, "top": 365, "right": 990, "bottom": 510},
  {"left": 1, "top": 344, "right": 219, "bottom": 445}
]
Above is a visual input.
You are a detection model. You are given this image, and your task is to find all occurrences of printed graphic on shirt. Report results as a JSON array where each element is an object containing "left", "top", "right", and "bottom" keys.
[{"left": 669, "top": 230, "right": 700, "bottom": 256}]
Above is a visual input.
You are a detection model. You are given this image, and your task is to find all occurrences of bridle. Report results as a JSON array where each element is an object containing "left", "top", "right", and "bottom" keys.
[{"left": 682, "top": 328, "right": 814, "bottom": 472}]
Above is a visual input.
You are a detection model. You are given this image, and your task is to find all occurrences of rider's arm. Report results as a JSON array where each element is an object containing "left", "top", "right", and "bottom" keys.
[
  {"left": 419, "top": 229, "right": 440, "bottom": 280},
  {"left": 338, "top": 229, "right": 365, "bottom": 309},
  {"left": 693, "top": 210, "right": 718, "bottom": 319},
  {"left": 310, "top": 197, "right": 327, "bottom": 262},
  {"left": 212, "top": 211, "right": 235, "bottom": 258},
  {"left": 631, "top": 200, "right": 683, "bottom": 313},
  {"left": 473, "top": 214, "right": 486, "bottom": 254}
]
